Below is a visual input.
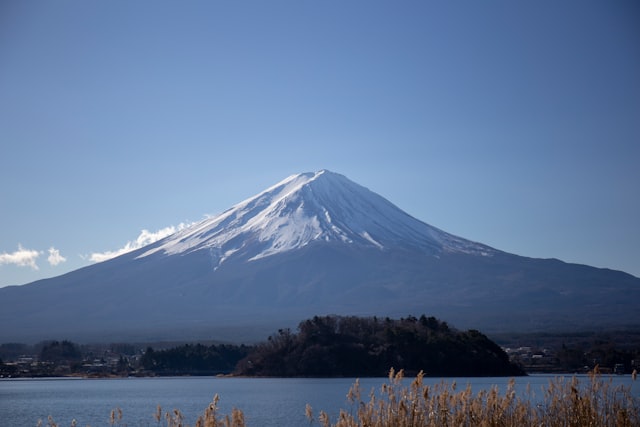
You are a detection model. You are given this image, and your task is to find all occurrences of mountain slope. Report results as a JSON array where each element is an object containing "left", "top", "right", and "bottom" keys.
[
  {"left": 139, "top": 170, "right": 494, "bottom": 264},
  {"left": 1, "top": 170, "right": 638, "bottom": 343}
]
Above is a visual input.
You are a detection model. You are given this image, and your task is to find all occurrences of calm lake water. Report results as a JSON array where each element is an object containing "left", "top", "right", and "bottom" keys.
[{"left": 1, "top": 375, "right": 638, "bottom": 427}]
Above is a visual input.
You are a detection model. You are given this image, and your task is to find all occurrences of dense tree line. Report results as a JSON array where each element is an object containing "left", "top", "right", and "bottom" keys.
[
  {"left": 235, "top": 315, "right": 525, "bottom": 377},
  {"left": 4, "top": 325, "right": 639, "bottom": 378},
  {"left": 39, "top": 340, "right": 82, "bottom": 362},
  {"left": 140, "top": 343, "right": 251, "bottom": 375}
]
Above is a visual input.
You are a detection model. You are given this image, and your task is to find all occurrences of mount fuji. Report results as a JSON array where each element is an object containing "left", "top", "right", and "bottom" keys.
[{"left": 1, "top": 170, "right": 639, "bottom": 343}]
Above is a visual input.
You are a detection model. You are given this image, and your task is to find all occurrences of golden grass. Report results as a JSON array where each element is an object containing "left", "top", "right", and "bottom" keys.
[
  {"left": 306, "top": 368, "right": 640, "bottom": 427},
  {"left": 40, "top": 369, "right": 639, "bottom": 427}
]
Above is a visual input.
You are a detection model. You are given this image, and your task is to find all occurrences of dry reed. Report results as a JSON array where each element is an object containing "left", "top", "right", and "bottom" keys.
[
  {"left": 306, "top": 368, "right": 640, "bottom": 427},
  {"left": 40, "top": 369, "right": 639, "bottom": 427}
]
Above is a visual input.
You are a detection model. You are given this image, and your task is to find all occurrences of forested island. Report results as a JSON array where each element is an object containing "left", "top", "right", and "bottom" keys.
[
  {"left": 234, "top": 315, "right": 524, "bottom": 376},
  {"left": 2, "top": 314, "right": 524, "bottom": 377}
]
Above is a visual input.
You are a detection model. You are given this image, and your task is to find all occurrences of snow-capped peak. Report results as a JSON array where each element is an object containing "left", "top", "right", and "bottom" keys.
[{"left": 139, "top": 170, "right": 494, "bottom": 267}]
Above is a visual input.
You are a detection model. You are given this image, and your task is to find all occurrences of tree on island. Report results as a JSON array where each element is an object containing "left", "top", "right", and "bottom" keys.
[
  {"left": 140, "top": 343, "right": 251, "bottom": 375},
  {"left": 39, "top": 340, "right": 82, "bottom": 363},
  {"left": 235, "top": 314, "right": 525, "bottom": 377}
]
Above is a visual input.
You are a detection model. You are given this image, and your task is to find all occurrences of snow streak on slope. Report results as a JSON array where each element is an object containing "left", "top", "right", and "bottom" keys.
[{"left": 139, "top": 170, "right": 495, "bottom": 268}]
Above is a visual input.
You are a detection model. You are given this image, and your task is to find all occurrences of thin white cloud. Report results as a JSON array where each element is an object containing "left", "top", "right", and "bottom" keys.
[
  {"left": 89, "top": 223, "right": 191, "bottom": 263},
  {"left": 47, "top": 247, "right": 67, "bottom": 266},
  {"left": 0, "top": 245, "right": 41, "bottom": 270}
]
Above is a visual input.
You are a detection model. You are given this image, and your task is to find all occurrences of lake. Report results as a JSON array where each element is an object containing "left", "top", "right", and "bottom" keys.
[{"left": 1, "top": 375, "right": 638, "bottom": 426}]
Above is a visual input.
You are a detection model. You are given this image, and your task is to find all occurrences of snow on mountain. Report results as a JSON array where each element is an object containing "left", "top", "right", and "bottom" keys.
[{"left": 139, "top": 170, "right": 495, "bottom": 269}]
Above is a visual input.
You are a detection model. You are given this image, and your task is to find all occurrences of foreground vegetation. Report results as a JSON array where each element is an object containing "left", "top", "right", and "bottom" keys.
[
  {"left": 41, "top": 369, "right": 639, "bottom": 426},
  {"left": 304, "top": 368, "right": 639, "bottom": 427}
]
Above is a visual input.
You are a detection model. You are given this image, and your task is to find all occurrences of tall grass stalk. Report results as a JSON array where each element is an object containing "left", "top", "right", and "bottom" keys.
[
  {"left": 42, "top": 369, "right": 638, "bottom": 427},
  {"left": 306, "top": 368, "right": 639, "bottom": 427}
]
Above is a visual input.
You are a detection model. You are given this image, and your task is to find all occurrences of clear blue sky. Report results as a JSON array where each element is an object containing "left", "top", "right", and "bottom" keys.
[{"left": 1, "top": 1, "right": 639, "bottom": 287}]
